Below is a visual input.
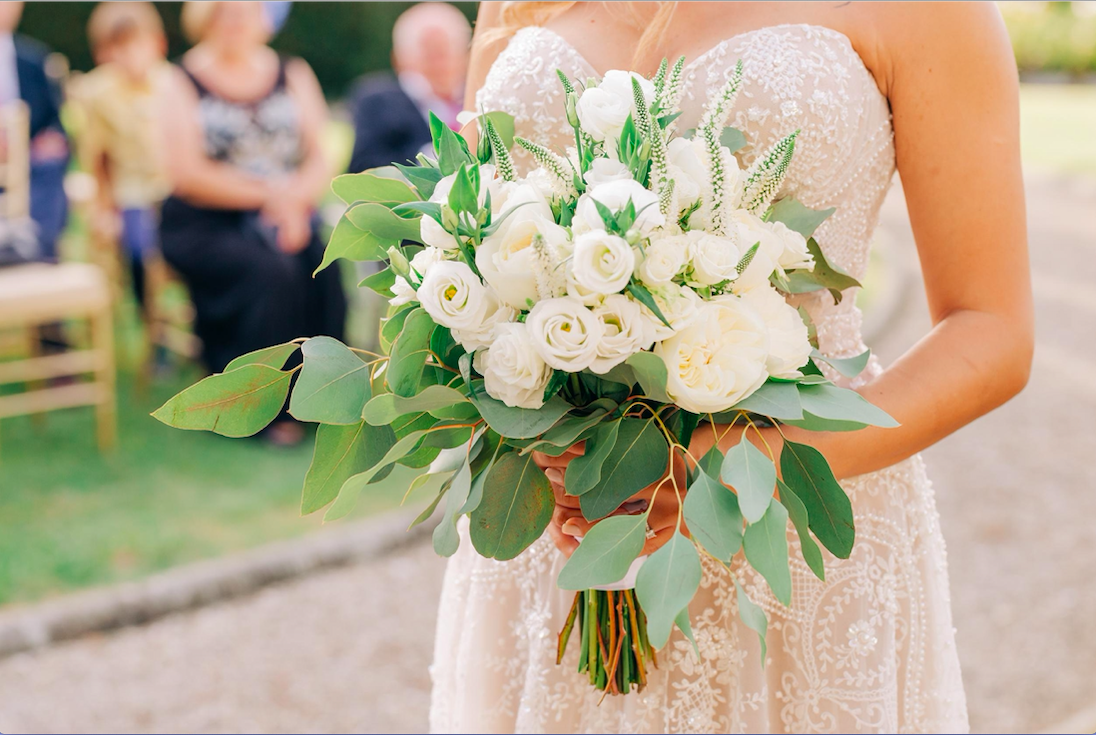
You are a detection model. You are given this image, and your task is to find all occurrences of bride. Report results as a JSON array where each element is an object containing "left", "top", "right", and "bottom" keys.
[{"left": 430, "top": 2, "right": 1031, "bottom": 732}]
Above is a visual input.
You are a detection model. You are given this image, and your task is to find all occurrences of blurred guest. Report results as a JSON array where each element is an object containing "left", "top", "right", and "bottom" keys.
[
  {"left": 158, "top": 1, "right": 346, "bottom": 446},
  {"left": 0, "top": 1, "right": 68, "bottom": 260},
  {"left": 81, "top": 1, "right": 171, "bottom": 309},
  {"left": 347, "top": 2, "right": 471, "bottom": 173}
]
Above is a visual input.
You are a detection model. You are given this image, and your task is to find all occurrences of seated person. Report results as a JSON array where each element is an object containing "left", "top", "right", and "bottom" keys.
[
  {"left": 157, "top": 1, "right": 346, "bottom": 445},
  {"left": 347, "top": 2, "right": 471, "bottom": 173}
]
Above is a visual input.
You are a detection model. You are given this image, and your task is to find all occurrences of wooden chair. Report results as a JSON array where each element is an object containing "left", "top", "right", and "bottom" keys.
[{"left": 0, "top": 100, "right": 116, "bottom": 456}]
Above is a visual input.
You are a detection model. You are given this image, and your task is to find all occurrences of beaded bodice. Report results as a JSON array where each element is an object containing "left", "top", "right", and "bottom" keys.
[{"left": 477, "top": 23, "right": 895, "bottom": 374}]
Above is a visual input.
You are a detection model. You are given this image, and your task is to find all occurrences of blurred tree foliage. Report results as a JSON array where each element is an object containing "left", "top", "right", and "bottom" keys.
[
  {"left": 1002, "top": 2, "right": 1096, "bottom": 77},
  {"left": 19, "top": 1, "right": 479, "bottom": 98}
]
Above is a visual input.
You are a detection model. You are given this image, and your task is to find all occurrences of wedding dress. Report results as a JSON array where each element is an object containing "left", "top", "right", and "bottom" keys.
[{"left": 430, "top": 24, "right": 969, "bottom": 734}]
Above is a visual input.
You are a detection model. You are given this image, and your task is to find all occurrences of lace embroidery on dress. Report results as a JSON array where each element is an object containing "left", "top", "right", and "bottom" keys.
[{"left": 430, "top": 24, "right": 969, "bottom": 734}]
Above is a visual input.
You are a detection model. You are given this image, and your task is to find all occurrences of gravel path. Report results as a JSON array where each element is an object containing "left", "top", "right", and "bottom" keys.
[{"left": 0, "top": 172, "right": 1093, "bottom": 734}]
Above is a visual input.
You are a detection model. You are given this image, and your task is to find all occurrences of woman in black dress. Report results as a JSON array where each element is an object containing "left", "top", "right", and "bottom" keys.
[{"left": 158, "top": 1, "right": 345, "bottom": 445}]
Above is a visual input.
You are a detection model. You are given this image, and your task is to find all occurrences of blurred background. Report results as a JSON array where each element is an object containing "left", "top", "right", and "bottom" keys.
[{"left": 0, "top": 2, "right": 1092, "bottom": 733}]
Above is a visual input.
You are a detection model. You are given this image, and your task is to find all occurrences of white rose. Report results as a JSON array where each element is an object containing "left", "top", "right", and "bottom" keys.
[
  {"left": 589, "top": 294, "right": 653, "bottom": 374},
  {"left": 636, "top": 234, "right": 687, "bottom": 287},
  {"left": 526, "top": 296, "right": 605, "bottom": 371},
  {"left": 654, "top": 296, "right": 770, "bottom": 414},
  {"left": 574, "top": 178, "right": 665, "bottom": 236},
  {"left": 473, "top": 322, "right": 552, "bottom": 409},
  {"left": 666, "top": 137, "right": 708, "bottom": 208},
  {"left": 730, "top": 210, "right": 782, "bottom": 292},
  {"left": 583, "top": 158, "right": 632, "bottom": 189},
  {"left": 639, "top": 282, "right": 702, "bottom": 342},
  {"left": 477, "top": 211, "right": 568, "bottom": 309},
  {"left": 417, "top": 260, "right": 492, "bottom": 333},
  {"left": 768, "top": 220, "right": 815, "bottom": 272},
  {"left": 685, "top": 230, "right": 741, "bottom": 287},
  {"left": 389, "top": 247, "right": 446, "bottom": 306},
  {"left": 419, "top": 213, "right": 460, "bottom": 251},
  {"left": 570, "top": 229, "right": 636, "bottom": 296},
  {"left": 576, "top": 70, "right": 656, "bottom": 143},
  {"left": 737, "top": 284, "right": 813, "bottom": 379},
  {"left": 492, "top": 181, "right": 553, "bottom": 224},
  {"left": 452, "top": 289, "right": 518, "bottom": 351}
]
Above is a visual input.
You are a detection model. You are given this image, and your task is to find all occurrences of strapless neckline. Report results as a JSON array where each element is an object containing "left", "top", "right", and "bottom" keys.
[{"left": 522, "top": 23, "right": 884, "bottom": 104}]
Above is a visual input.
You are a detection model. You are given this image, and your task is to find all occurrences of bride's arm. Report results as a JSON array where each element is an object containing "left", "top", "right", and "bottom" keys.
[{"left": 692, "top": 3, "right": 1032, "bottom": 479}]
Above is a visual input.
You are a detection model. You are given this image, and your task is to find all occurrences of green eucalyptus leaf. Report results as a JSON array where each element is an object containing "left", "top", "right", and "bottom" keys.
[
  {"left": 811, "top": 348, "right": 870, "bottom": 379},
  {"left": 697, "top": 444, "right": 723, "bottom": 479},
  {"left": 742, "top": 497, "right": 792, "bottom": 606},
  {"left": 779, "top": 440, "right": 854, "bottom": 558},
  {"left": 380, "top": 304, "right": 416, "bottom": 350},
  {"left": 359, "top": 267, "right": 397, "bottom": 297},
  {"left": 388, "top": 309, "right": 436, "bottom": 398},
  {"left": 224, "top": 342, "right": 299, "bottom": 372},
  {"left": 682, "top": 469, "right": 743, "bottom": 563},
  {"left": 779, "top": 479, "right": 825, "bottom": 582},
  {"left": 289, "top": 337, "right": 371, "bottom": 424},
  {"left": 151, "top": 365, "right": 290, "bottom": 437},
  {"left": 362, "top": 385, "right": 469, "bottom": 426},
  {"left": 720, "top": 438, "right": 777, "bottom": 524},
  {"left": 324, "top": 429, "right": 430, "bottom": 521},
  {"left": 735, "top": 580, "right": 768, "bottom": 664},
  {"left": 315, "top": 203, "right": 420, "bottom": 274},
  {"left": 470, "top": 451, "right": 554, "bottom": 560},
  {"left": 301, "top": 421, "right": 396, "bottom": 514},
  {"left": 624, "top": 351, "right": 671, "bottom": 403},
  {"left": 557, "top": 514, "right": 647, "bottom": 590},
  {"left": 331, "top": 172, "right": 418, "bottom": 205},
  {"left": 783, "top": 238, "right": 860, "bottom": 303},
  {"left": 797, "top": 383, "right": 898, "bottom": 428},
  {"left": 579, "top": 417, "right": 670, "bottom": 521},
  {"left": 767, "top": 198, "right": 835, "bottom": 238},
  {"left": 519, "top": 399, "right": 615, "bottom": 455},
  {"left": 675, "top": 607, "right": 700, "bottom": 659},
  {"left": 563, "top": 419, "right": 620, "bottom": 496},
  {"left": 730, "top": 381, "right": 803, "bottom": 420},
  {"left": 433, "top": 458, "right": 472, "bottom": 556},
  {"left": 636, "top": 531, "right": 702, "bottom": 649},
  {"left": 469, "top": 382, "right": 571, "bottom": 439},
  {"left": 720, "top": 126, "right": 747, "bottom": 154},
  {"left": 781, "top": 413, "right": 869, "bottom": 432}
]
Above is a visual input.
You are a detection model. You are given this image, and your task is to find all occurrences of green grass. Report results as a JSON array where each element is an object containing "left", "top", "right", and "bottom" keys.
[{"left": 1019, "top": 84, "right": 1096, "bottom": 175}]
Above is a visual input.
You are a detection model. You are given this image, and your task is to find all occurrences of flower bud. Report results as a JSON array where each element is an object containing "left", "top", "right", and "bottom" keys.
[
  {"left": 565, "top": 92, "right": 580, "bottom": 128},
  {"left": 625, "top": 228, "right": 642, "bottom": 246},
  {"left": 441, "top": 204, "right": 460, "bottom": 231},
  {"left": 387, "top": 246, "right": 411, "bottom": 278}
]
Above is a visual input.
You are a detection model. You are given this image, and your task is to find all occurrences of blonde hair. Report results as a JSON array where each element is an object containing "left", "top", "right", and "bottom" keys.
[
  {"left": 87, "top": 1, "right": 164, "bottom": 52},
  {"left": 480, "top": 1, "right": 677, "bottom": 67}
]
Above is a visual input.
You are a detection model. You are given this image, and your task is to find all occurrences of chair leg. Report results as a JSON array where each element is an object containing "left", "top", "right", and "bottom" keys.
[{"left": 90, "top": 306, "right": 117, "bottom": 452}]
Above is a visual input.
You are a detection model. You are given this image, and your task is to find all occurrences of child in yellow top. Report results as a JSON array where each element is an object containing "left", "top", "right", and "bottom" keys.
[{"left": 80, "top": 1, "right": 170, "bottom": 308}]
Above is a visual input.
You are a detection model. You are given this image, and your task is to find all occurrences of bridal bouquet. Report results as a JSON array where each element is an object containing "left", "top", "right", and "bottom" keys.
[{"left": 154, "top": 57, "right": 895, "bottom": 696}]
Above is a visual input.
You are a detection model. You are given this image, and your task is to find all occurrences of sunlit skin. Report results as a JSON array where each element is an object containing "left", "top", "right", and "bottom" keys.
[
  {"left": 157, "top": 1, "right": 330, "bottom": 255},
  {"left": 464, "top": 1, "right": 1033, "bottom": 557}
]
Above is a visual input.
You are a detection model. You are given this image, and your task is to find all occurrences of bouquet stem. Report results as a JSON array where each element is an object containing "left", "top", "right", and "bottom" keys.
[{"left": 557, "top": 589, "right": 657, "bottom": 696}]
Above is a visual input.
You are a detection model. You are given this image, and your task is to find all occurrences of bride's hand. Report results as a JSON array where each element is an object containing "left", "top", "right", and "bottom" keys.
[{"left": 533, "top": 445, "right": 688, "bottom": 558}]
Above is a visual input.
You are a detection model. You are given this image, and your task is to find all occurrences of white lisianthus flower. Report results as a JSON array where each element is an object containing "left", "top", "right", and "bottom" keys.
[
  {"left": 638, "top": 282, "right": 702, "bottom": 341},
  {"left": 570, "top": 229, "right": 636, "bottom": 296},
  {"left": 737, "top": 284, "right": 813, "bottom": 379},
  {"left": 417, "top": 260, "right": 492, "bottom": 333},
  {"left": 654, "top": 296, "right": 770, "bottom": 414},
  {"left": 419, "top": 214, "right": 461, "bottom": 251},
  {"left": 768, "top": 220, "right": 815, "bottom": 272},
  {"left": 473, "top": 322, "right": 552, "bottom": 409},
  {"left": 730, "top": 210, "right": 783, "bottom": 292},
  {"left": 583, "top": 158, "right": 632, "bottom": 188},
  {"left": 492, "top": 181, "right": 554, "bottom": 224},
  {"left": 576, "top": 70, "right": 656, "bottom": 143},
  {"left": 477, "top": 212, "right": 568, "bottom": 309},
  {"left": 589, "top": 294, "right": 654, "bottom": 374},
  {"left": 636, "top": 234, "right": 687, "bottom": 287},
  {"left": 451, "top": 291, "right": 517, "bottom": 351},
  {"left": 666, "top": 137, "right": 708, "bottom": 210},
  {"left": 526, "top": 296, "right": 605, "bottom": 371},
  {"left": 685, "top": 230, "right": 741, "bottom": 287},
  {"left": 574, "top": 179, "right": 665, "bottom": 236},
  {"left": 389, "top": 247, "right": 447, "bottom": 306}
]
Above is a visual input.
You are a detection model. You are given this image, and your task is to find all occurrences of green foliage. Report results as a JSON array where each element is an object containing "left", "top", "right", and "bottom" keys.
[
  {"left": 720, "top": 437, "right": 777, "bottom": 524},
  {"left": 431, "top": 112, "right": 474, "bottom": 175},
  {"left": 779, "top": 480, "right": 825, "bottom": 582},
  {"left": 796, "top": 383, "right": 899, "bottom": 427},
  {"left": 324, "top": 428, "right": 432, "bottom": 521},
  {"left": 782, "top": 238, "right": 861, "bottom": 303},
  {"left": 152, "top": 365, "right": 291, "bottom": 438},
  {"left": 224, "top": 342, "right": 299, "bottom": 372},
  {"left": 734, "top": 580, "right": 768, "bottom": 663},
  {"left": 636, "top": 531, "right": 702, "bottom": 649},
  {"left": 289, "top": 337, "right": 371, "bottom": 424},
  {"left": 742, "top": 497, "right": 792, "bottom": 606},
  {"left": 811, "top": 348, "right": 871, "bottom": 379},
  {"left": 557, "top": 514, "right": 647, "bottom": 590},
  {"left": 517, "top": 399, "right": 616, "bottom": 455},
  {"left": 682, "top": 460, "right": 743, "bottom": 563},
  {"left": 625, "top": 352, "right": 671, "bottom": 403},
  {"left": 301, "top": 421, "right": 396, "bottom": 514},
  {"left": 779, "top": 440, "right": 855, "bottom": 559},
  {"left": 362, "top": 385, "right": 469, "bottom": 425},
  {"left": 766, "top": 198, "right": 835, "bottom": 238},
  {"left": 720, "top": 127, "right": 747, "bottom": 154},
  {"left": 387, "top": 309, "right": 435, "bottom": 397},
  {"left": 625, "top": 283, "right": 673, "bottom": 329},
  {"left": 316, "top": 203, "right": 421, "bottom": 273},
  {"left": 331, "top": 172, "right": 419, "bottom": 205},
  {"left": 578, "top": 417, "right": 670, "bottom": 521},
  {"left": 469, "top": 383, "right": 572, "bottom": 439},
  {"left": 470, "top": 451, "right": 555, "bottom": 560},
  {"left": 730, "top": 380, "right": 803, "bottom": 420},
  {"left": 564, "top": 419, "right": 621, "bottom": 496},
  {"left": 433, "top": 458, "right": 472, "bottom": 556}
]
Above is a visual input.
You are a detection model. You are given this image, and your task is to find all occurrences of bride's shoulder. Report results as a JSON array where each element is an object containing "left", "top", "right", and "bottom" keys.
[{"left": 845, "top": 2, "right": 1012, "bottom": 98}]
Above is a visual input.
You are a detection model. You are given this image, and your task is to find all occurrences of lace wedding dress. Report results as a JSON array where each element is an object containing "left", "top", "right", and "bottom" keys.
[{"left": 430, "top": 24, "right": 969, "bottom": 734}]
